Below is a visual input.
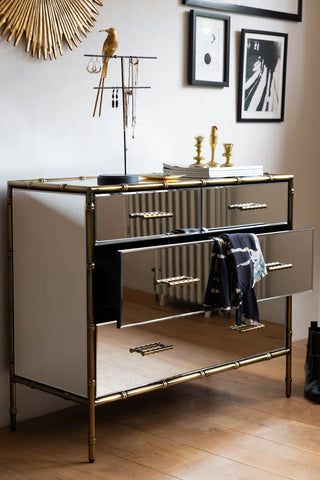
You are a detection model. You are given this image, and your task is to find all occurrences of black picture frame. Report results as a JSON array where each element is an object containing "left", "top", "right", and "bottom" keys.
[
  {"left": 188, "top": 9, "right": 230, "bottom": 87},
  {"left": 237, "top": 29, "right": 288, "bottom": 122},
  {"left": 183, "top": 1, "right": 302, "bottom": 22}
]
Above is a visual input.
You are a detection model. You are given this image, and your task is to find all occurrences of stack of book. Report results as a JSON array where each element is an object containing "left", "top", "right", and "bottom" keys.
[{"left": 163, "top": 163, "right": 264, "bottom": 179}]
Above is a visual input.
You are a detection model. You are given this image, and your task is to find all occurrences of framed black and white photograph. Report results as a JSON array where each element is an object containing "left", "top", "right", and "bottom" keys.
[
  {"left": 183, "top": 1, "right": 302, "bottom": 22},
  {"left": 188, "top": 10, "right": 230, "bottom": 87},
  {"left": 238, "top": 29, "right": 288, "bottom": 122}
]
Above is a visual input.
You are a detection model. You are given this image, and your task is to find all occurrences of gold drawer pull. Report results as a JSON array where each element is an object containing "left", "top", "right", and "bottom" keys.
[
  {"left": 229, "top": 324, "right": 265, "bottom": 333},
  {"left": 130, "top": 341, "right": 173, "bottom": 356},
  {"left": 266, "top": 262, "right": 293, "bottom": 272},
  {"left": 129, "top": 211, "right": 174, "bottom": 219},
  {"left": 156, "top": 275, "right": 200, "bottom": 287},
  {"left": 228, "top": 202, "right": 267, "bottom": 211}
]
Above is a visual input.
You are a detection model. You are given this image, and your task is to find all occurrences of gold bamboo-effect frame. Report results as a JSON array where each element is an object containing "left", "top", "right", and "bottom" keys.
[
  {"left": 0, "top": 0, "right": 103, "bottom": 60},
  {"left": 8, "top": 175, "right": 295, "bottom": 462}
]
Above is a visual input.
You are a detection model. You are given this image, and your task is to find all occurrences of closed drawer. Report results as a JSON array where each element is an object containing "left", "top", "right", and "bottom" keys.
[
  {"left": 202, "top": 182, "right": 289, "bottom": 230},
  {"left": 115, "top": 229, "right": 312, "bottom": 327},
  {"left": 96, "top": 297, "right": 287, "bottom": 399},
  {"left": 95, "top": 188, "right": 201, "bottom": 243}
]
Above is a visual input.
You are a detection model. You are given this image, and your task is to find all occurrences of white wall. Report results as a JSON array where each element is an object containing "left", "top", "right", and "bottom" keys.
[{"left": 1, "top": 0, "right": 320, "bottom": 426}]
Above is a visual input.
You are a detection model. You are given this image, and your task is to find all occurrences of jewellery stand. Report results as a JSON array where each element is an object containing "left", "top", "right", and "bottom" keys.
[{"left": 85, "top": 54, "right": 156, "bottom": 176}]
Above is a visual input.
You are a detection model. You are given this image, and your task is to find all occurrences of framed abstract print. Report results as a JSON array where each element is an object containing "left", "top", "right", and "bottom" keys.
[
  {"left": 238, "top": 29, "right": 288, "bottom": 122},
  {"left": 188, "top": 9, "right": 230, "bottom": 87}
]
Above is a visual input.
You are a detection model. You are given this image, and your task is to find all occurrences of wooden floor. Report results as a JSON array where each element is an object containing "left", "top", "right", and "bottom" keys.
[{"left": 1, "top": 339, "right": 319, "bottom": 479}]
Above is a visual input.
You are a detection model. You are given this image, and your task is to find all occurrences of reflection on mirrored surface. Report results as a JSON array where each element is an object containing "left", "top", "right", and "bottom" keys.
[
  {"left": 119, "top": 230, "right": 312, "bottom": 327},
  {"left": 203, "top": 182, "right": 288, "bottom": 229},
  {"left": 96, "top": 297, "right": 287, "bottom": 399},
  {"left": 95, "top": 182, "right": 290, "bottom": 243},
  {"left": 96, "top": 189, "right": 201, "bottom": 242}
]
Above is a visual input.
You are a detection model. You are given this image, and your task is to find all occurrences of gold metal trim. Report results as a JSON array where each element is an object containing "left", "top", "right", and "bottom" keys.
[
  {"left": 8, "top": 174, "right": 294, "bottom": 194},
  {"left": 288, "top": 177, "right": 294, "bottom": 230},
  {"left": 13, "top": 376, "right": 88, "bottom": 404},
  {"left": 156, "top": 275, "right": 200, "bottom": 287},
  {"left": 95, "top": 348, "right": 290, "bottom": 406},
  {"left": 86, "top": 190, "right": 96, "bottom": 462},
  {"left": 130, "top": 341, "right": 173, "bottom": 356},
  {"left": 286, "top": 296, "right": 293, "bottom": 397}
]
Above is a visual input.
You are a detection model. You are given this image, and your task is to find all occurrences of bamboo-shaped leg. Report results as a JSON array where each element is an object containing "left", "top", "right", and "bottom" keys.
[
  {"left": 286, "top": 296, "right": 293, "bottom": 397},
  {"left": 88, "top": 380, "right": 96, "bottom": 462},
  {"left": 9, "top": 374, "right": 17, "bottom": 431},
  {"left": 86, "top": 192, "right": 96, "bottom": 462}
]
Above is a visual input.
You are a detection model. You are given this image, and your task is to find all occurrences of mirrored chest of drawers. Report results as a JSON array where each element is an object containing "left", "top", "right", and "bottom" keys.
[{"left": 8, "top": 174, "right": 313, "bottom": 462}]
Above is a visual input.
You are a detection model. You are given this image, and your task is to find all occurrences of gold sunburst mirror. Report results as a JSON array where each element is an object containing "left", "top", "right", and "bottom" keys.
[{"left": 0, "top": 0, "right": 103, "bottom": 60}]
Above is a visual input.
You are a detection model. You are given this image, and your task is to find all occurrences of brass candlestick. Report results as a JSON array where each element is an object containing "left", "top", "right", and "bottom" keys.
[
  {"left": 190, "top": 136, "right": 206, "bottom": 167},
  {"left": 221, "top": 143, "right": 235, "bottom": 167},
  {"left": 207, "top": 125, "right": 219, "bottom": 167}
]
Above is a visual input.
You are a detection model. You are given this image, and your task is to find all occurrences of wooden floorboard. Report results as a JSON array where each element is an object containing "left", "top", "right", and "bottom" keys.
[{"left": 1, "top": 339, "right": 319, "bottom": 479}]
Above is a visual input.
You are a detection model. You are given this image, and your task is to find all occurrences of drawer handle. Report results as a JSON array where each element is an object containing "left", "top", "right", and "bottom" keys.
[
  {"left": 156, "top": 275, "right": 200, "bottom": 287},
  {"left": 266, "top": 262, "right": 293, "bottom": 272},
  {"left": 129, "top": 211, "right": 174, "bottom": 219},
  {"left": 229, "top": 324, "right": 265, "bottom": 333},
  {"left": 130, "top": 341, "right": 173, "bottom": 356},
  {"left": 228, "top": 202, "right": 267, "bottom": 211}
]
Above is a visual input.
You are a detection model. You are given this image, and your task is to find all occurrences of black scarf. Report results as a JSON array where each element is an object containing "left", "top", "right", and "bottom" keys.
[{"left": 204, "top": 233, "right": 267, "bottom": 326}]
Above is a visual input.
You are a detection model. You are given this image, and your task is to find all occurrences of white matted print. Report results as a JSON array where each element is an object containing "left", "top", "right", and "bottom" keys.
[
  {"left": 188, "top": 10, "right": 230, "bottom": 87},
  {"left": 238, "top": 30, "right": 288, "bottom": 122}
]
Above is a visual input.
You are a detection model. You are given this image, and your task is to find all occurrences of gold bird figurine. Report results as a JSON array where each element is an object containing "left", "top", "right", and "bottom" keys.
[{"left": 93, "top": 28, "right": 119, "bottom": 117}]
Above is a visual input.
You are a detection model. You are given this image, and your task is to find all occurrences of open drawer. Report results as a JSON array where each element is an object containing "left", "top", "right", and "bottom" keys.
[{"left": 111, "top": 229, "right": 313, "bottom": 328}]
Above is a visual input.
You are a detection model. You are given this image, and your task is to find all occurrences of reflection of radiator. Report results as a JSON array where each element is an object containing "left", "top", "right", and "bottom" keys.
[
  {"left": 154, "top": 187, "right": 234, "bottom": 305},
  {"left": 155, "top": 238, "right": 267, "bottom": 306},
  {"left": 129, "top": 187, "right": 232, "bottom": 305},
  {"left": 127, "top": 188, "right": 265, "bottom": 306},
  {"left": 202, "top": 187, "right": 232, "bottom": 228},
  {"left": 155, "top": 242, "right": 213, "bottom": 306},
  {"left": 127, "top": 189, "right": 199, "bottom": 238}
]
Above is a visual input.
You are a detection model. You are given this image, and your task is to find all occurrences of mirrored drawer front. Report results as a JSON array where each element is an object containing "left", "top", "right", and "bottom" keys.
[
  {"left": 202, "top": 182, "right": 289, "bottom": 230},
  {"left": 256, "top": 229, "right": 313, "bottom": 301},
  {"left": 118, "top": 229, "right": 312, "bottom": 327},
  {"left": 96, "top": 298, "right": 286, "bottom": 399},
  {"left": 95, "top": 188, "right": 201, "bottom": 243}
]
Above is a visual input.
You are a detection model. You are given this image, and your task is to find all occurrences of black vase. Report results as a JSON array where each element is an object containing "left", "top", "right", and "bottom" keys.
[{"left": 304, "top": 321, "right": 320, "bottom": 403}]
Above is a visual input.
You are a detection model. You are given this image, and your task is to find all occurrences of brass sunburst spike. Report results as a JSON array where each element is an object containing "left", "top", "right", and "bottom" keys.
[{"left": 0, "top": 0, "right": 103, "bottom": 59}]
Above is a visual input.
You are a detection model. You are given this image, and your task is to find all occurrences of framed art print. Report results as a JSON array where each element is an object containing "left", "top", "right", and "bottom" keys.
[
  {"left": 188, "top": 9, "right": 230, "bottom": 87},
  {"left": 183, "top": 1, "right": 302, "bottom": 22},
  {"left": 238, "top": 29, "right": 288, "bottom": 122}
]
